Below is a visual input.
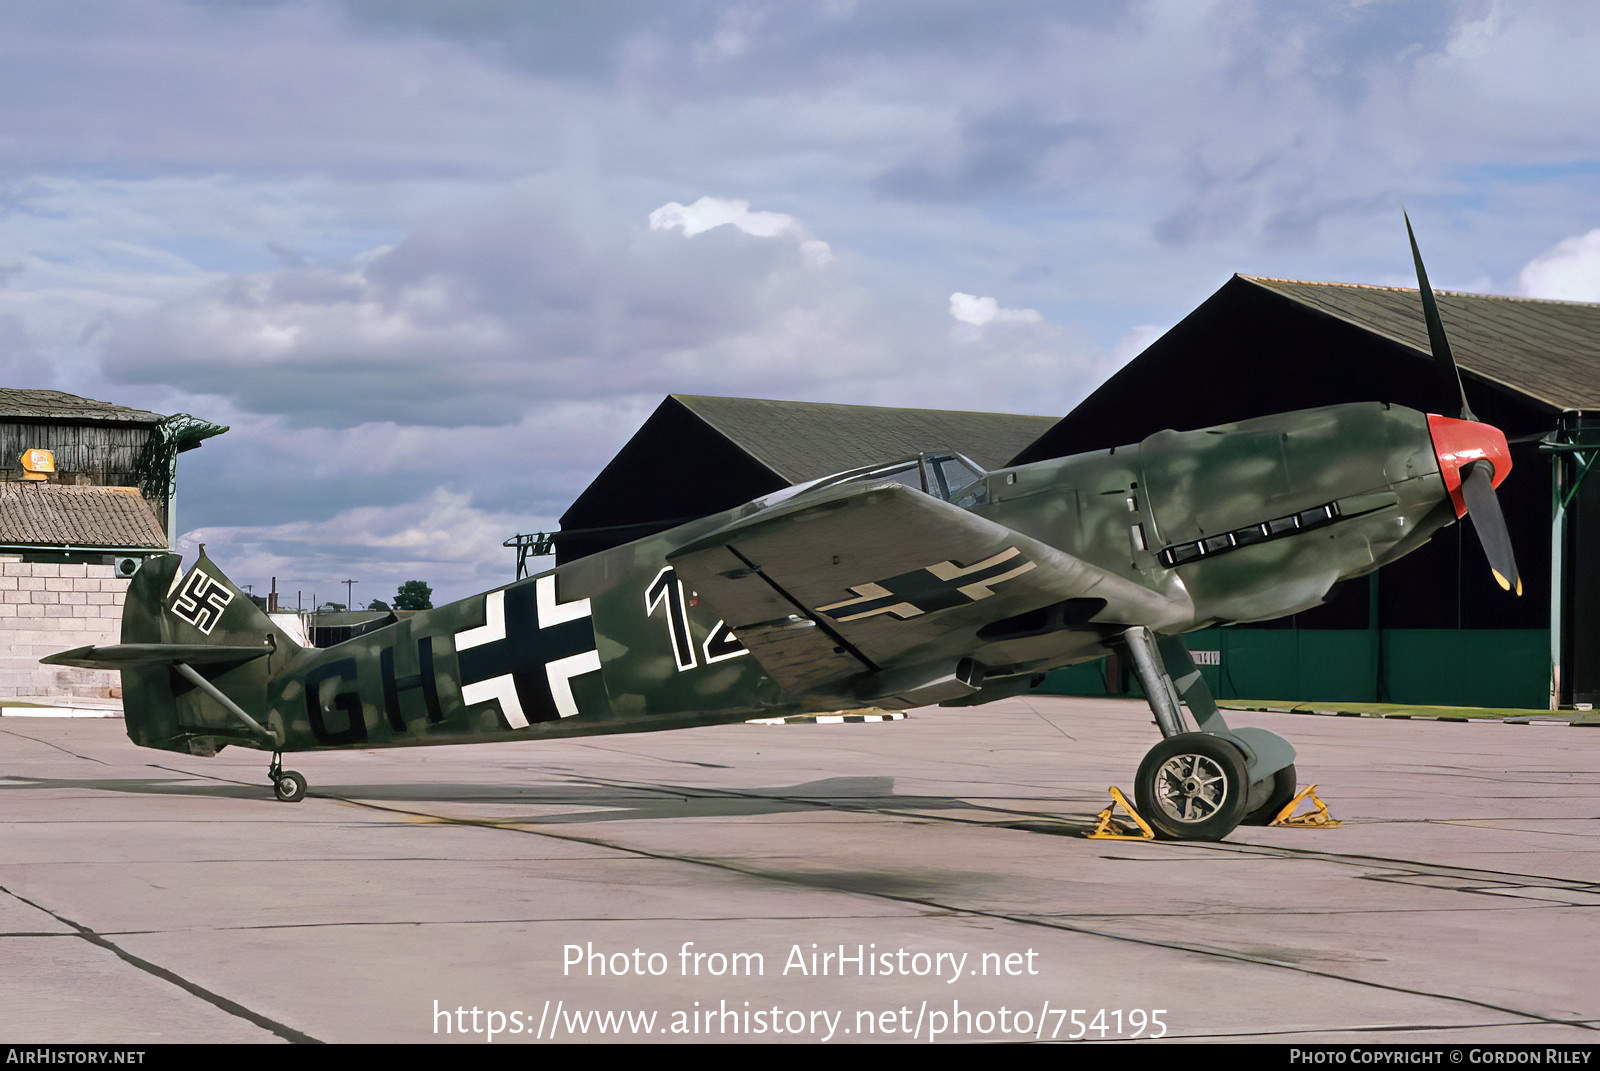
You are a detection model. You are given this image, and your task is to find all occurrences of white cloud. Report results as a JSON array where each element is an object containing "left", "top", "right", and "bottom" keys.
[
  {"left": 1518, "top": 228, "right": 1600, "bottom": 302},
  {"left": 650, "top": 196, "right": 833, "bottom": 267},
  {"left": 948, "top": 291, "right": 1044, "bottom": 326},
  {"left": 649, "top": 196, "right": 797, "bottom": 239}
]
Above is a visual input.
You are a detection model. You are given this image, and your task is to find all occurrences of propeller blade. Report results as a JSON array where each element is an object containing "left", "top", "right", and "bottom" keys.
[
  {"left": 1405, "top": 211, "right": 1475, "bottom": 422},
  {"left": 1459, "top": 460, "right": 1522, "bottom": 595}
]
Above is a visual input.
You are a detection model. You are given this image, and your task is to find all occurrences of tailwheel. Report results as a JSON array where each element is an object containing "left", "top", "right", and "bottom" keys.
[
  {"left": 1134, "top": 732, "right": 1249, "bottom": 841},
  {"left": 267, "top": 754, "right": 308, "bottom": 803},
  {"left": 273, "top": 770, "right": 308, "bottom": 803}
]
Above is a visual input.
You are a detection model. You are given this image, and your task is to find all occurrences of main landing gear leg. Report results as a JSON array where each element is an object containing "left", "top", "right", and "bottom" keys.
[
  {"left": 1119, "top": 627, "right": 1296, "bottom": 841},
  {"left": 267, "top": 752, "right": 308, "bottom": 803}
]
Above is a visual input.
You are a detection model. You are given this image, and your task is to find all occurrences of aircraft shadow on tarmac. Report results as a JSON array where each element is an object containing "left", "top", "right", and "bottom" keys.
[{"left": 0, "top": 771, "right": 1103, "bottom": 835}]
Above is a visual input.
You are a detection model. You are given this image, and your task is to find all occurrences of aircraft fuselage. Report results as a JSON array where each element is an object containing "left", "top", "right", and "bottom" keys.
[{"left": 152, "top": 400, "right": 1458, "bottom": 756}]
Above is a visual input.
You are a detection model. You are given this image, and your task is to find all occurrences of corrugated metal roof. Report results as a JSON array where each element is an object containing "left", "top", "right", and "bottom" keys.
[
  {"left": 0, "top": 484, "right": 167, "bottom": 548},
  {"left": 672, "top": 395, "right": 1058, "bottom": 482},
  {"left": 0, "top": 389, "right": 163, "bottom": 425},
  {"left": 1242, "top": 276, "right": 1600, "bottom": 410}
]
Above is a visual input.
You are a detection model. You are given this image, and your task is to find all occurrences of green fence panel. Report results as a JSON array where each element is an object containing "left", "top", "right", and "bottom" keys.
[
  {"left": 1037, "top": 659, "right": 1108, "bottom": 696},
  {"left": 1035, "top": 628, "right": 1548, "bottom": 709},
  {"left": 1379, "top": 630, "right": 1548, "bottom": 709}
]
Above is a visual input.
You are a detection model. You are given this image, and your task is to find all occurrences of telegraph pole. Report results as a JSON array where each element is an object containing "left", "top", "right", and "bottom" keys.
[{"left": 342, "top": 579, "right": 358, "bottom": 611}]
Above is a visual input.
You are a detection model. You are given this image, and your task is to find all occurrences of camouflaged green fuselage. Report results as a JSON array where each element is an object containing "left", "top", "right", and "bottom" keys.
[{"left": 113, "top": 401, "right": 1451, "bottom": 756}]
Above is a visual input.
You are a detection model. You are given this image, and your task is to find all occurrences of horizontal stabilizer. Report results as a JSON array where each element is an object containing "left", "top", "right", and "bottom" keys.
[{"left": 41, "top": 643, "right": 273, "bottom": 671}]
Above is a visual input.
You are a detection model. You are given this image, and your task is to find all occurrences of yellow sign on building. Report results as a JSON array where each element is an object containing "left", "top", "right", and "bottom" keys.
[{"left": 19, "top": 449, "right": 56, "bottom": 481}]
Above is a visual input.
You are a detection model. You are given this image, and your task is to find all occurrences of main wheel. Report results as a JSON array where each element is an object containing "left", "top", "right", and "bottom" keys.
[
  {"left": 1241, "top": 764, "right": 1298, "bottom": 826},
  {"left": 273, "top": 770, "right": 308, "bottom": 803},
  {"left": 1134, "top": 733, "right": 1249, "bottom": 841}
]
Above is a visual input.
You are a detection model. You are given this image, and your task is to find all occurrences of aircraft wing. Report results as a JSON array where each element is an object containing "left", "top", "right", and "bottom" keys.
[{"left": 668, "top": 482, "right": 1187, "bottom": 701}]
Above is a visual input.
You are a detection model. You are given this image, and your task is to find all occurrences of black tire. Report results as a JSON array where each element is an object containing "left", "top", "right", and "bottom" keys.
[
  {"left": 1241, "top": 764, "right": 1298, "bottom": 826},
  {"left": 273, "top": 770, "right": 308, "bottom": 803},
  {"left": 1134, "top": 733, "right": 1249, "bottom": 841}
]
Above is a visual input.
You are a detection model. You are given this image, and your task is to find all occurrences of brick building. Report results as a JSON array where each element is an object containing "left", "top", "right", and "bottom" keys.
[
  {"left": 0, "top": 483, "right": 169, "bottom": 697},
  {"left": 0, "top": 390, "right": 218, "bottom": 697}
]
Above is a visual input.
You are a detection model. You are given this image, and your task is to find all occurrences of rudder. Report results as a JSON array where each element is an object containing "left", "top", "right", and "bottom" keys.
[{"left": 52, "top": 550, "right": 304, "bottom": 755}]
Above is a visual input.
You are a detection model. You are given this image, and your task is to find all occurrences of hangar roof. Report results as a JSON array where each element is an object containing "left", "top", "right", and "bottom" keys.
[
  {"left": 672, "top": 394, "right": 1056, "bottom": 482},
  {"left": 1242, "top": 276, "right": 1600, "bottom": 411},
  {"left": 557, "top": 395, "right": 1056, "bottom": 563},
  {"left": 1010, "top": 273, "right": 1596, "bottom": 467}
]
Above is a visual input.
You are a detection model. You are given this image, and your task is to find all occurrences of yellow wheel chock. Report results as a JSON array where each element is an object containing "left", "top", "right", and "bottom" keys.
[
  {"left": 1087, "top": 786, "right": 1155, "bottom": 840},
  {"left": 1269, "top": 784, "right": 1342, "bottom": 828}
]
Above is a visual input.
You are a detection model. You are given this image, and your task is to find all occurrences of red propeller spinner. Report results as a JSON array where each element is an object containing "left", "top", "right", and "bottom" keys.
[{"left": 1426, "top": 413, "right": 1512, "bottom": 519}]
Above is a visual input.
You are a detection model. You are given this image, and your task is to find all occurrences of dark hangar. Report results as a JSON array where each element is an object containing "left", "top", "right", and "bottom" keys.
[{"left": 554, "top": 278, "right": 1600, "bottom": 711}]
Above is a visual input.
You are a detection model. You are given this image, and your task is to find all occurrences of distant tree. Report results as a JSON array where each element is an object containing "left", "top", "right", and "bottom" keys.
[
  {"left": 394, "top": 580, "right": 433, "bottom": 610},
  {"left": 367, "top": 599, "right": 391, "bottom": 611},
  {"left": 317, "top": 601, "right": 346, "bottom": 613}
]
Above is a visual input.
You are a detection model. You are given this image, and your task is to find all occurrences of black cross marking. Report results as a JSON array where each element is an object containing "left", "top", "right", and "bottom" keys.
[
  {"left": 817, "top": 547, "right": 1035, "bottom": 623},
  {"left": 457, "top": 579, "right": 598, "bottom": 726}
]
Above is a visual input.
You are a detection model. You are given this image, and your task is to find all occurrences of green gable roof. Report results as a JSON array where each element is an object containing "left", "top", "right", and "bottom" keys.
[
  {"left": 1241, "top": 276, "right": 1600, "bottom": 411},
  {"left": 557, "top": 395, "right": 1059, "bottom": 562},
  {"left": 672, "top": 394, "right": 1057, "bottom": 482}
]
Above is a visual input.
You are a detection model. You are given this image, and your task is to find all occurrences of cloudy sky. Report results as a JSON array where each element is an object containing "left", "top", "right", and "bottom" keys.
[{"left": 5, "top": 0, "right": 1600, "bottom": 606}]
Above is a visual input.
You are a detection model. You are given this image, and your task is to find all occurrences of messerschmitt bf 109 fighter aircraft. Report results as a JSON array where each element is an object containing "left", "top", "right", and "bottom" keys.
[{"left": 46, "top": 220, "right": 1521, "bottom": 842}]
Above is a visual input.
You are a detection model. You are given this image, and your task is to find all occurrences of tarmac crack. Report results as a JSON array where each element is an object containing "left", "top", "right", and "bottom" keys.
[
  {"left": 571, "top": 772, "right": 1098, "bottom": 831},
  {"left": 0, "top": 883, "right": 321, "bottom": 1044},
  {"left": 573, "top": 741, "right": 731, "bottom": 768},
  {"left": 95, "top": 911, "right": 910, "bottom": 935},
  {"left": 1170, "top": 839, "right": 1600, "bottom": 893},
  {"left": 1013, "top": 699, "right": 1080, "bottom": 742},
  {"left": 0, "top": 728, "right": 110, "bottom": 765}
]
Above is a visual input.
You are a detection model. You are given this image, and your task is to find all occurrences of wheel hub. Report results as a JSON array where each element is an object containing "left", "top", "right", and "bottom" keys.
[{"left": 1155, "top": 754, "right": 1228, "bottom": 823}]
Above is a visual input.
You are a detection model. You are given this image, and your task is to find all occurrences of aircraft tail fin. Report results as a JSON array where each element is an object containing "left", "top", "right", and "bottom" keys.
[{"left": 43, "top": 550, "right": 302, "bottom": 756}]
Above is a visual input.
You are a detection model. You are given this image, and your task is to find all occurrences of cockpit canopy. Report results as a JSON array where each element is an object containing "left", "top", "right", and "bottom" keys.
[{"left": 757, "top": 452, "right": 989, "bottom": 510}]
